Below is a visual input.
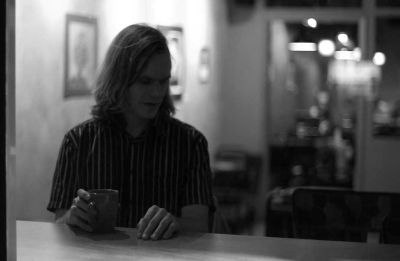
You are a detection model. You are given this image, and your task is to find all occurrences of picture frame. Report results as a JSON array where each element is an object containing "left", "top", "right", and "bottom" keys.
[
  {"left": 157, "top": 25, "right": 185, "bottom": 100},
  {"left": 198, "top": 47, "right": 211, "bottom": 84},
  {"left": 64, "top": 14, "right": 98, "bottom": 98}
]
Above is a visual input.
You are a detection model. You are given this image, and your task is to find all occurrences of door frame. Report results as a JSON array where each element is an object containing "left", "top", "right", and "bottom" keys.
[
  {"left": 1, "top": 0, "right": 7, "bottom": 257},
  {"left": 4, "top": 0, "right": 16, "bottom": 260},
  {"left": 263, "top": 9, "right": 366, "bottom": 190}
]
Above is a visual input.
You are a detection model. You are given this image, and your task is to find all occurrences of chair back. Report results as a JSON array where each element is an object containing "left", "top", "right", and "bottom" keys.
[
  {"left": 209, "top": 196, "right": 231, "bottom": 234},
  {"left": 292, "top": 187, "right": 400, "bottom": 242},
  {"left": 382, "top": 215, "right": 400, "bottom": 244}
]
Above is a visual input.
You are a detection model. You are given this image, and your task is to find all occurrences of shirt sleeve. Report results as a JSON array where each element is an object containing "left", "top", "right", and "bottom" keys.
[
  {"left": 181, "top": 132, "right": 215, "bottom": 213},
  {"left": 46, "top": 133, "right": 79, "bottom": 212}
]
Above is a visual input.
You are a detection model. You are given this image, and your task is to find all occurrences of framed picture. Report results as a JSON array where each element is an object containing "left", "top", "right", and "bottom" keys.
[
  {"left": 64, "top": 14, "right": 98, "bottom": 98},
  {"left": 158, "top": 25, "right": 184, "bottom": 100},
  {"left": 198, "top": 47, "right": 211, "bottom": 84}
]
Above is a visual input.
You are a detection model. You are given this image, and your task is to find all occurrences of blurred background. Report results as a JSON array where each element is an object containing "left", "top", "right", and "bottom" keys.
[{"left": 10, "top": 0, "right": 400, "bottom": 236}]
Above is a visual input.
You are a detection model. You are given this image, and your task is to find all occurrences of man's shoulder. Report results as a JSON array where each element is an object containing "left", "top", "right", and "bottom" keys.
[
  {"left": 62, "top": 118, "right": 119, "bottom": 147},
  {"left": 166, "top": 117, "right": 206, "bottom": 140},
  {"left": 66, "top": 118, "right": 112, "bottom": 139},
  {"left": 68, "top": 118, "right": 101, "bottom": 133}
]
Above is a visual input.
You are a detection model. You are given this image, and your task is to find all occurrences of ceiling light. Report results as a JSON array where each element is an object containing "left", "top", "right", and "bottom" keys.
[
  {"left": 373, "top": 52, "right": 386, "bottom": 66},
  {"left": 337, "top": 33, "right": 349, "bottom": 45},
  {"left": 318, "top": 39, "right": 335, "bottom": 56},
  {"left": 306, "top": 18, "right": 317, "bottom": 28}
]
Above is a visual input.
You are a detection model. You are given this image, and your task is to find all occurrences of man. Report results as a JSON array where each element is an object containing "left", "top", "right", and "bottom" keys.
[{"left": 47, "top": 24, "right": 215, "bottom": 240}]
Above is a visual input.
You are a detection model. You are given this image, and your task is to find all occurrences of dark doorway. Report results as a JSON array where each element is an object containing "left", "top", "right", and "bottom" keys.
[{"left": 1, "top": 0, "right": 7, "bottom": 259}]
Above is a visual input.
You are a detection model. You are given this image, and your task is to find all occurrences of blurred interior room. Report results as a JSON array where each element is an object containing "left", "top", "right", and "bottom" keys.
[{"left": 4, "top": 0, "right": 400, "bottom": 258}]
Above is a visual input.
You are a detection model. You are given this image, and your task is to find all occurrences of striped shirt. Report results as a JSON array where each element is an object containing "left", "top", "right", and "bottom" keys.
[{"left": 47, "top": 116, "right": 215, "bottom": 228}]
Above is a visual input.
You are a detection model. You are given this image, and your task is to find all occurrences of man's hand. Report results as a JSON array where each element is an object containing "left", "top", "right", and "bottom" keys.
[
  {"left": 56, "top": 189, "right": 97, "bottom": 232},
  {"left": 137, "top": 205, "right": 180, "bottom": 240}
]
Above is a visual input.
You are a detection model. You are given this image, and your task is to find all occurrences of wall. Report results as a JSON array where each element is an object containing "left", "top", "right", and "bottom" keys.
[
  {"left": 363, "top": 139, "right": 400, "bottom": 192},
  {"left": 219, "top": 4, "right": 267, "bottom": 154},
  {"left": 269, "top": 20, "right": 296, "bottom": 142},
  {"left": 16, "top": 0, "right": 99, "bottom": 221},
  {"left": 218, "top": 1, "right": 269, "bottom": 217},
  {"left": 377, "top": 18, "right": 400, "bottom": 101},
  {"left": 16, "top": 0, "right": 222, "bottom": 221},
  {"left": 356, "top": 100, "right": 400, "bottom": 193}
]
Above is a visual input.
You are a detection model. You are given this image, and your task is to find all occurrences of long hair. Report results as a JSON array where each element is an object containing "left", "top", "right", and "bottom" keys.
[{"left": 91, "top": 24, "right": 175, "bottom": 124}]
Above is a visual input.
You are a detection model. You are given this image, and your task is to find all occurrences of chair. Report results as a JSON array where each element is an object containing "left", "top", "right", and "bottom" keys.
[
  {"left": 291, "top": 187, "right": 400, "bottom": 242},
  {"left": 382, "top": 215, "right": 400, "bottom": 244},
  {"left": 212, "top": 147, "right": 261, "bottom": 234},
  {"left": 265, "top": 188, "right": 295, "bottom": 238},
  {"left": 209, "top": 196, "right": 231, "bottom": 234}
]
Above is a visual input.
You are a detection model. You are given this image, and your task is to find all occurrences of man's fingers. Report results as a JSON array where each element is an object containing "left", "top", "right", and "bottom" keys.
[
  {"left": 74, "top": 197, "right": 89, "bottom": 211},
  {"left": 72, "top": 196, "right": 97, "bottom": 218},
  {"left": 70, "top": 205, "right": 91, "bottom": 224},
  {"left": 150, "top": 213, "right": 173, "bottom": 240},
  {"left": 68, "top": 211, "right": 93, "bottom": 232},
  {"left": 77, "top": 189, "right": 91, "bottom": 202},
  {"left": 137, "top": 205, "right": 159, "bottom": 236},
  {"left": 137, "top": 206, "right": 180, "bottom": 240},
  {"left": 162, "top": 222, "right": 179, "bottom": 239},
  {"left": 142, "top": 208, "right": 167, "bottom": 240}
]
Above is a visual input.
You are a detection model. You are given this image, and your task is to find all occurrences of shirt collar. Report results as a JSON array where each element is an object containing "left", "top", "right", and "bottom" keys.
[
  {"left": 150, "top": 113, "right": 168, "bottom": 137},
  {"left": 106, "top": 113, "right": 169, "bottom": 139}
]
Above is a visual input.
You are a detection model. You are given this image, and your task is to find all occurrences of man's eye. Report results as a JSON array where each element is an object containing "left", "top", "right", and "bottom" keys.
[
  {"left": 139, "top": 78, "right": 152, "bottom": 85},
  {"left": 160, "top": 78, "right": 170, "bottom": 85}
]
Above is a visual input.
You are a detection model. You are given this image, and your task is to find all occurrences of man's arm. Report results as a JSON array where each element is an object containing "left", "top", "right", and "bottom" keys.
[
  {"left": 54, "top": 209, "right": 69, "bottom": 223},
  {"left": 178, "top": 204, "right": 209, "bottom": 233},
  {"left": 137, "top": 204, "right": 210, "bottom": 240}
]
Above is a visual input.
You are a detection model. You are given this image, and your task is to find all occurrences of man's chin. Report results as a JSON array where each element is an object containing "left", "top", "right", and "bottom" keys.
[{"left": 140, "top": 110, "right": 159, "bottom": 120}]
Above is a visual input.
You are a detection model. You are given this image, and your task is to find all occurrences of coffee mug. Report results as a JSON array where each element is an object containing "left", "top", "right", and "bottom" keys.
[{"left": 88, "top": 189, "right": 119, "bottom": 233}]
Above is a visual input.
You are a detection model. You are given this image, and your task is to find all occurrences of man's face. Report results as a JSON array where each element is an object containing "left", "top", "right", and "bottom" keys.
[{"left": 124, "top": 52, "right": 171, "bottom": 122}]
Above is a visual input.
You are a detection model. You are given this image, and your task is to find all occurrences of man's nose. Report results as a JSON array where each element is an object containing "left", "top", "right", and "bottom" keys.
[{"left": 150, "top": 81, "right": 166, "bottom": 96}]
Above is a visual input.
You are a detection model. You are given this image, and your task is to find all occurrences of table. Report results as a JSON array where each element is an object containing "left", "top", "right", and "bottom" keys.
[{"left": 17, "top": 220, "right": 400, "bottom": 260}]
